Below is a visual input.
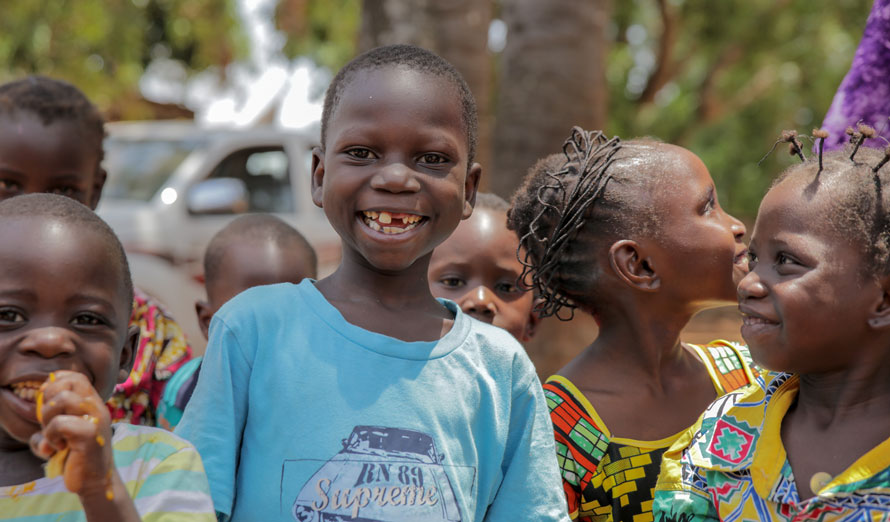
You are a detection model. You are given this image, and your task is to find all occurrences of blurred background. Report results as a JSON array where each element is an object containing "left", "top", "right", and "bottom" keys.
[{"left": 0, "top": 0, "right": 875, "bottom": 376}]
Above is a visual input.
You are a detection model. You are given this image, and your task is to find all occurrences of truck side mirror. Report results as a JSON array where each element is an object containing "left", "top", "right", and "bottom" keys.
[{"left": 186, "top": 178, "right": 250, "bottom": 215}]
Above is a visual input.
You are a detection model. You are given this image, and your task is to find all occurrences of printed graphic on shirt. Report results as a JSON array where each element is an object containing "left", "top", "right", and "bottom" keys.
[{"left": 285, "top": 426, "right": 474, "bottom": 522}]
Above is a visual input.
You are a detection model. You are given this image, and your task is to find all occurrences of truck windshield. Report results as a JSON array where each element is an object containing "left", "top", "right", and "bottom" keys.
[{"left": 103, "top": 138, "right": 202, "bottom": 201}]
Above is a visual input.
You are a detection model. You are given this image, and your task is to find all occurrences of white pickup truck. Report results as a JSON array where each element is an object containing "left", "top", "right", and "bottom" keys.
[{"left": 97, "top": 121, "right": 340, "bottom": 350}]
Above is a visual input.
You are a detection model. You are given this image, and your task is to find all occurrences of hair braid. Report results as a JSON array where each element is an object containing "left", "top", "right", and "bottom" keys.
[{"left": 509, "top": 127, "right": 621, "bottom": 319}]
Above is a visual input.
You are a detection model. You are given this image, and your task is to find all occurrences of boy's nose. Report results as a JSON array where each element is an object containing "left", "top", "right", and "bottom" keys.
[
  {"left": 370, "top": 162, "right": 421, "bottom": 193},
  {"left": 460, "top": 286, "right": 498, "bottom": 323},
  {"left": 18, "top": 327, "right": 77, "bottom": 358}
]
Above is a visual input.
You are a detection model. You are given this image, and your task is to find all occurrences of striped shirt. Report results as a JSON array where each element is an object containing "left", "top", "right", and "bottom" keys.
[{"left": 1, "top": 423, "right": 214, "bottom": 521}]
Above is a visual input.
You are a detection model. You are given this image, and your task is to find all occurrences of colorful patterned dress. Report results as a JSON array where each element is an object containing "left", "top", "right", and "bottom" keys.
[
  {"left": 653, "top": 372, "right": 890, "bottom": 522},
  {"left": 106, "top": 288, "right": 194, "bottom": 427},
  {"left": 545, "top": 341, "right": 758, "bottom": 522}
]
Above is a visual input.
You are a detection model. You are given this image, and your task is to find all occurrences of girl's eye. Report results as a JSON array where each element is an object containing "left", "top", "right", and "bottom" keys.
[
  {"left": 0, "top": 308, "right": 25, "bottom": 324},
  {"left": 0, "top": 179, "right": 22, "bottom": 192},
  {"left": 747, "top": 251, "right": 758, "bottom": 268},
  {"left": 345, "top": 148, "right": 376, "bottom": 160},
  {"left": 420, "top": 153, "right": 447, "bottom": 164},
  {"left": 495, "top": 282, "right": 521, "bottom": 294},
  {"left": 702, "top": 195, "right": 716, "bottom": 214},
  {"left": 71, "top": 313, "right": 108, "bottom": 327},
  {"left": 50, "top": 187, "right": 80, "bottom": 198},
  {"left": 776, "top": 252, "right": 795, "bottom": 265},
  {"left": 439, "top": 277, "right": 465, "bottom": 288}
]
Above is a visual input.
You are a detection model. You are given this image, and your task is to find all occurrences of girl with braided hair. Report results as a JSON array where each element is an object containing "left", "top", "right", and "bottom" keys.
[
  {"left": 654, "top": 140, "right": 890, "bottom": 520},
  {"left": 508, "top": 127, "right": 757, "bottom": 522}
]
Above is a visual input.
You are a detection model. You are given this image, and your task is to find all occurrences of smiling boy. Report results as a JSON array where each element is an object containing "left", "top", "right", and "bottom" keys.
[
  {"left": 0, "top": 194, "right": 213, "bottom": 521},
  {"left": 176, "top": 44, "right": 569, "bottom": 521}
]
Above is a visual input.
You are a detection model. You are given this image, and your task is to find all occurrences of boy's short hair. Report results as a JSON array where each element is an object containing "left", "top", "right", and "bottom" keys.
[
  {"left": 0, "top": 76, "right": 106, "bottom": 167},
  {"left": 321, "top": 44, "right": 478, "bottom": 165},
  {"left": 203, "top": 214, "right": 318, "bottom": 287},
  {"left": 0, "top": 193, "right": 133, "bottom": 310},
  {"left": 474, "top": 192, "right": 510, "bottom": 213}
]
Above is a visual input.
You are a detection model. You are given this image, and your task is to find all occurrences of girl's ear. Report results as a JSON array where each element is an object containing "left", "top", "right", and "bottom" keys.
[
  {"left": 89, "top": 167, "right": 107, "bottom": 210},
  {"left": 195, "top": 300, "right": 213, "bottom": 341},
  {"left": 867, "top": 277, "right": 890, "bottom": 329},
  {"left": 608, "top": 239, "right": 660, "bottom": 291},
  {"left": 521, "top": 299, "right": 544, "bottom": 342},
  {"left": 462, "top": 162, "right": 482, "bottom": 220},
  {"left": 118, "top": 325, "right": 139, "bottom": 384},
  {"left": 311, "top": 147, "right": 325, "bottom": 208}
]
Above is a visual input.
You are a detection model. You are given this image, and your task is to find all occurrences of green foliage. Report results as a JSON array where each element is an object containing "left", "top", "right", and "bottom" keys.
[
  {"left": 607, "top": 0, "right": 873, "bottom": 219},
  {"left": 0, "top": 0, "right": 245, "bottom": 119},
  {"left": 277, "top": 0, "right": 360, "bottom": 70}
]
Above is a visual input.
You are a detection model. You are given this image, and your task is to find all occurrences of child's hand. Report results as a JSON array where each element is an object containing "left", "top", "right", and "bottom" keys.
[{"left": 29, "top": 371, "right": 114, "bottom": 498}]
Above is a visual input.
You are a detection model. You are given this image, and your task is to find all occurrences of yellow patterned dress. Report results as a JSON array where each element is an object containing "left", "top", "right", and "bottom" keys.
[
  {"left": 106, "top": 288, "right": 193, "bottom": 427},
  {"left": 654, "top": 372, "right": 890, "bottom": 522},
  {"left": 544, "top": 341, "right": 759, "bottom": 522}
]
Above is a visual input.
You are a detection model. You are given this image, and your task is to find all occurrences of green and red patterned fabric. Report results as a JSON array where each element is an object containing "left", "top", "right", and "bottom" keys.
[
  {"left": 654, "top": 372, "right": 890, "bottom": 522},
  {"left": 544, "top": 341, "right": 758, "bottom": 522}
]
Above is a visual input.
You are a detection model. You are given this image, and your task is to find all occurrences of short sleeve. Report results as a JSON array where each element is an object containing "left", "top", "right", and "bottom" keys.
[
  {"left": 175, "top": 317, "right": 252, "bottom": 517},
  {"left": 483, "top": 379, "right": 571, "bottom": 521},
  {"left": 129, "top": 443, "right": 216, "bottom": 521},
  {"left": 653, "top": 425, "right": 718, "bottom": 522}
]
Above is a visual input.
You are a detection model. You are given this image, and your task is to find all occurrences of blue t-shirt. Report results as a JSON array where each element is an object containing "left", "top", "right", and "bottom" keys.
[{"left": 176, "top": 280, "right": 569, "bottom": 522}]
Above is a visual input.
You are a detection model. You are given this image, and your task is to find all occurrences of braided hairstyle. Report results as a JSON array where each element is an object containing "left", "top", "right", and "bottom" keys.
[
  {"left": 772, "top": 129, "right": 890, "bottom": 277},
  {"left": 0, "top": 76, "right": 106, "bottom": 168},
  {"left": 507, "top": 127, "right": 670, "bottom": 319}
]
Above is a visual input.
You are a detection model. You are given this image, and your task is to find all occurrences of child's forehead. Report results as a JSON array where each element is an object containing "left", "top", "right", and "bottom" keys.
[
  {"left": 442, "top": 209, "right": 519, "bottom": 256},
  {"left": 335, "top": 67, "right": 463, "bottom": 123}
]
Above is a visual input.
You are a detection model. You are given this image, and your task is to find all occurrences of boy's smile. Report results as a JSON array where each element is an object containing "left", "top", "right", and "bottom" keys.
[
  {"left": 313, "top": 66, "right": 480, "bottom": 274},
  {"left": 360, "top": 210, "right": 426, "bottom": 235},
  {"left": 0, "top": 217, "right": 132, "bottom": 446}
]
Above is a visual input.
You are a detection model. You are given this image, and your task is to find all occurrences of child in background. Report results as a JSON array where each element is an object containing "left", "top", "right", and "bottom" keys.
[
  {"left": 428, "top": 192, "right": 540, "bottom": 342},
  {"left": 0, "top": 194, "right": 214, "bottom": 521},
  {"left": 176, "top": 44, "right": 569, "bottom": 521},
  {"left": 156, "top": 214, "right": 318, "bottom": 429},
  {"left": 654, "top": 135, "right": 890, "bottom": 519},
  {"left": 508, "top": 128, "right": 758, "bottom": 522},
  {"left": 0, "top": 76, "right": 194, "bottom": 428},
  {"left": 195, "top": 213, "right": 318, "bottom": 340}
]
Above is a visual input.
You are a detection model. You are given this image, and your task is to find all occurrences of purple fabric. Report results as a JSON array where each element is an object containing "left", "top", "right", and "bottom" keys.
[{"left": 821, "top": 0, "right": 890, "bottom": 151}]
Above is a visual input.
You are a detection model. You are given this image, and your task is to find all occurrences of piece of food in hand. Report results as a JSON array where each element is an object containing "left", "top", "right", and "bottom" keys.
[
  {"left": 35, "top": 378, "right": 71, "bottom": 480},
  {"left": 45, "top": 447, "right": 71, "bottom": 479}
]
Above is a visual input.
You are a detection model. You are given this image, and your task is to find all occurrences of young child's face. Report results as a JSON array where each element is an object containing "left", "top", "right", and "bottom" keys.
[
  {"left": 646, "top": 146, "right": 748, "bottom": 304},
  {"left": 738, "top": 178, "right": 877, "bottom": 373},
  {"left": 312, "top": 67, "right": 480, "bottom": 273},
  {"left": 196, "top": 238, "right": 317, "bottom": 339},
  {"left": 429, "top": 208, "right": 539, "bottom": 342},
  {"left": 0, "top": 217, "right": 133, "bottom": 446},
  {"left": 0, "top": 113, "right": 104, "bottom": 209}
]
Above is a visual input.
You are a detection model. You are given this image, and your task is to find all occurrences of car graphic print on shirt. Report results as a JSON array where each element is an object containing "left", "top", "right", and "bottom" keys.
[{"left": 291, "top": 426, "right": 463, "bottom": 522}]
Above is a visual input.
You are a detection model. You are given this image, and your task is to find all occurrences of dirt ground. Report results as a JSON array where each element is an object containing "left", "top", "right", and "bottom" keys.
[{"left": 524, "top": 305, "right": 745, "bottom": 380}]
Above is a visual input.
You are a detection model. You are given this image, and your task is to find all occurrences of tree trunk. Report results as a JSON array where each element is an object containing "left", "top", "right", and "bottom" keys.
[
  {"left": 359, "top": 0, "right": 494, "bottom": 176},
  {"left": 492, "top": 0, "right": 610, "bottom": 198}
]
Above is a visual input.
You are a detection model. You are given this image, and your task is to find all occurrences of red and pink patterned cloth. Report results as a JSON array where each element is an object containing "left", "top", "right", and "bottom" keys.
[{"left": 106, "top": 288, "right": 193, "bottom": 427}]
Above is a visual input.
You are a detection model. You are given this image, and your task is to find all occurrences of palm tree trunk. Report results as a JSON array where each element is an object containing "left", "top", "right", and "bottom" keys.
[
  {"left": 492, "top": 0, "right": 610, "bottom": 197},
  {"left": 359, "top": 0, "right": 494, "bottom": 175}
]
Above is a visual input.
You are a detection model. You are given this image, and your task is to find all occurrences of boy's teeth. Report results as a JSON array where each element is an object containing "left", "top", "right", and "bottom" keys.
[
  {"left": 9, "top": 381, "right": 42, "bottom": 402},
  {"left": 361, "top": 211, "right": 423, "bottom": 232}
]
